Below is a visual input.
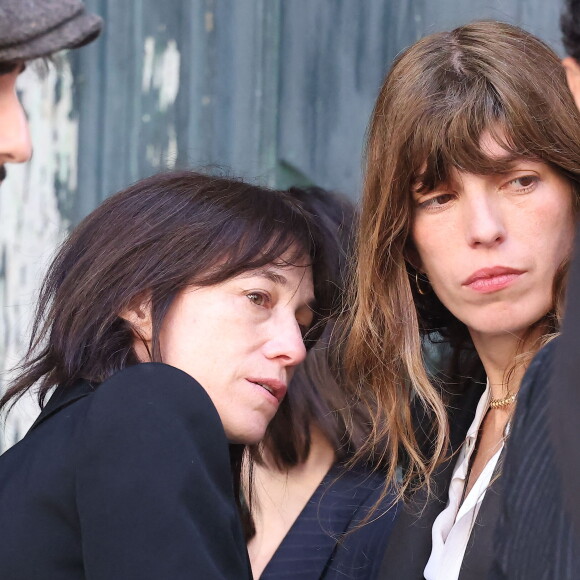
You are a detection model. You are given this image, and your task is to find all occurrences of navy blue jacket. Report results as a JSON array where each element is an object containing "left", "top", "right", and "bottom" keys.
[
  {"left": 0, "top": 363, "right": 250, "bottom": 579},
  {"left": 261, "top": 463, "right": 397, "bottom": 579}
]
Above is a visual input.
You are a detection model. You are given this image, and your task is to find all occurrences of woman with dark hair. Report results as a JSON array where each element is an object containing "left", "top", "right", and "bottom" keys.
[
  {"left": 0, "top": 171, "right": 335, "bottom": 580},
  {"left": 342, "top": 21, "right": 580, "bottom": 579},
  {"left": 247, "top": 187, "right": 396, "bottom": 580}
]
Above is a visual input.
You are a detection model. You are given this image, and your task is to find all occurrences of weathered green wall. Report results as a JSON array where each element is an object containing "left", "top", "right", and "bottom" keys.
[{"left": 0, "top": 0, "right": 566, "bottom": 448}]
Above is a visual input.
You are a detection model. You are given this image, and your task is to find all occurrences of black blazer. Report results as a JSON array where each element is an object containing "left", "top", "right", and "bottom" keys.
[
  {"left": 550, "top": 230, "right": 580, "bottom": 536},
  {"left": 490, "top": 340, "right": 580, "bottom": 579},
  {"left": 0, "top": 363, "right": 250, "bottom": 579},
  {"left": 377, "top": 377, "right": 501, "bottom": 580},
  {"left": 261, "top": 463, "right": 397, "bottom": 579}
]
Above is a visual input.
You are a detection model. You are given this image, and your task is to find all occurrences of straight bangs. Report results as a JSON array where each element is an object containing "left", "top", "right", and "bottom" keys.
[
  {"left": 410, "top": 79, "right": 542, "bottom": 195},
  {"left": 407, "top": 22, "right": 580, "bottom": 197},
  {"left": 196, "top": 193, "right": 315, "bottom": 288},
  {"left": 166, "top": 184, "right": 332, "bottom": 348}
]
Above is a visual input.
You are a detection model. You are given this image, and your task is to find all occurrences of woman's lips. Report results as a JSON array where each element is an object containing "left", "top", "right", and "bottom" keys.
[
  {"left": 246, "top": 378, "right": 287, "bottom": 403},
  {"left": 462, "top": 266, "right": 524, "bottom": 293}
]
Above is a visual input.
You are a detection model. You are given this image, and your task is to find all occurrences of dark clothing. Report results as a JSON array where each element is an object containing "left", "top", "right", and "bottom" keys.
[
  {"left": 261, "top": 463, "right": 397, "bottom": 580},
  {"left": 490, "top": 340, "right": 580, "bottom": 579},
  {"left": 0, "top": 363, "right": 250, "bottom": 579},
  {"left": 551, "top": 229, "right": 580, "bottom": 536},
  {"left": 0, "top": 0, "right": 102, "bottom": 61},
  {"left": 378, "top": 377, "right": 499, "bottom": 580}
]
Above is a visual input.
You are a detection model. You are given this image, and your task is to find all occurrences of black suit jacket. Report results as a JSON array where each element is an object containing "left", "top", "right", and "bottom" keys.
[
  {"left": 490, "top": 340, "right": 580, "bottom": 579},
  {"left": 261, "top": 463, "right": 397, "bottom": 580},
  {"left": 0, "top": 363, "right": 250, "bottom": 579},
  {"left": 378, "top": 377, "right": 503, "bottom": 580},
  {"left": 550, "top": 230, "right": 580, "bottom": 537}
]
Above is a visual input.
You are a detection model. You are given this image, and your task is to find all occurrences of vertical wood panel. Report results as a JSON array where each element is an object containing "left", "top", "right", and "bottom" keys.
[{"left": 278, "top": 0, "right": 564, "bottom": 198}]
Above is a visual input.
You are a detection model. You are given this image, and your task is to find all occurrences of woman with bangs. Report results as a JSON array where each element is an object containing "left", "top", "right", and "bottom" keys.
[
  {"left": 0, "top": 171, "right": 335, "bottom": 579},
  {"left": 342, "top": 21, "right": 580, "bottom": 580}
]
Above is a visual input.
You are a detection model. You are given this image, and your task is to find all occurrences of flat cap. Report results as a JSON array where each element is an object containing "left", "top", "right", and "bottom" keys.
[{"left": 0, "top": 0, "right": 102, "bottom": 62}]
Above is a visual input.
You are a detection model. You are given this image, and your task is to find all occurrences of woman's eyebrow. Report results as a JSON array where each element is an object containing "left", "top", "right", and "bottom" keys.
[
  {"left": 242, "top": 268, "right": 317, "bottom": 308},
  {"left": 241, "top": 269, "right": 288, "bottom": 286},
  {"left": 0, "top": 63, "right": 17, "bottom": 75}
]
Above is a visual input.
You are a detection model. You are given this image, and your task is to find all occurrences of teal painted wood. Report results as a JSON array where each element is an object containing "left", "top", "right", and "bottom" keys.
[
  {"left": 277, "top": 0, "right": 564, "bottom": 199},
  {"left": 73, "top": 0, "right": 283, "bottom": 219},
  {"left": 71, "top": 0, "right": 565, "bottom": 211}
]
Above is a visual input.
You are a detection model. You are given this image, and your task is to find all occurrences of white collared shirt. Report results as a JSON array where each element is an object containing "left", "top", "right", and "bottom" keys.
[{"left": 424, "top": 381, "right": 503, "bottom": 580}]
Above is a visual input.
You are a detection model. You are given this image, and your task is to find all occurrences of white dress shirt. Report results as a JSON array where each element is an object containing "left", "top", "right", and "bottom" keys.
[{"left": 424, "top": 381, "right": 503, "bottom": 580}]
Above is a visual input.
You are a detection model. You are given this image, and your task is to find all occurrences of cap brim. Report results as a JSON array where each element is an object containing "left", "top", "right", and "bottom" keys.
[{"left": 0, "top": 11, "right": 102, "bottom": 62}]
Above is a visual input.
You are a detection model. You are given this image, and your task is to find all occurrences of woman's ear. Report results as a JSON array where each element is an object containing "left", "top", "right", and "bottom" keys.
[
  {"left": 405, "top": 242, "right": 424, "bottom": 274},
  {"left": 563, "top": 56, "right": 580, "bottom": 112},
  {"left": 119, "top": 294, "right": 153, "bottom": 358}
]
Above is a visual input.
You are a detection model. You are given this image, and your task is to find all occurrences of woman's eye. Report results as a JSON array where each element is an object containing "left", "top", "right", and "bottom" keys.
[
  {"left": 507, "top": 175, "right": 538, "bottom": 190},
  {"left": 246, "top": 291, "right": 269, "bottom": 307},
  {"left": 418, "top": 193, "right": 455, "bottom": 209}
]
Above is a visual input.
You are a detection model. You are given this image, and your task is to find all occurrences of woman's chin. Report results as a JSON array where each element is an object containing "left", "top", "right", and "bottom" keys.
[{"left": 225, "top": 423, "right": 269, "bottom": 446}]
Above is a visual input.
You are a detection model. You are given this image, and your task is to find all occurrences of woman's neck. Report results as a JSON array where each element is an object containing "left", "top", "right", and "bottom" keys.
[
  {"left": 469, "top": 326, "right": 543, "bottom": 399},
  {"left": 259, "top": 424, "right": 336, "bottom": 474},
  {"left": 247, "top": 425, "right": 336, "bottom": 579}
]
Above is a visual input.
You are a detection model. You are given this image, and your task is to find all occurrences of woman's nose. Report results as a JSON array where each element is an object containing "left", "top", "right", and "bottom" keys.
[
  {"left": 0, "top": 91, "right": 32, "bottom": 165},
  {"left": 464, "top": 193, "right": 506, "bottom": 248},
  {"left": 263, "top": 318, "right": 308, "bottom": 367}
]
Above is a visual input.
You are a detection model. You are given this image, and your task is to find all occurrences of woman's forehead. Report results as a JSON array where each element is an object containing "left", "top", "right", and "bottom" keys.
[{"left": 411, "top": 127, "right": 541, "bottom": 192}]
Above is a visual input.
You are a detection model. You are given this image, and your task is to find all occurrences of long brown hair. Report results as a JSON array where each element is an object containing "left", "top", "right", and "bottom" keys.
[
  {"left": 343, "top": 21, "right": 580, "bottom": 500},
  {"left": 1, "top": 171, "right": 336, "bottom": 413}
]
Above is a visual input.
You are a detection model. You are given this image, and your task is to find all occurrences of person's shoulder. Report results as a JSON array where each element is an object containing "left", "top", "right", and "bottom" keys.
[
  {"left": 527, "top": 336, "right": 557, "bottom": 374},
  {"left": 97, "top": 361, "right": 209, "bottom": 395},
  {"left": 92, "top": 362, "right": 220, "bottom": 422},
  {"left": 84, "top": 363, "right": 228, "bottom": 453},
  {"left": 325, "top": 463, "right": 398, "bottom": 532},
  {"left": 324, "top": 465, "right": 398, "bottom": 580}
]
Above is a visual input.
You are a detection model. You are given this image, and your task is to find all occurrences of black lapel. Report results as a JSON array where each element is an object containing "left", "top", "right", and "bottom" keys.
[
  {"left": 377, "top": 452, "right": 456, "bottom": 579},
  {"left": 458, "top": 450, "right": 504, "bottom": 579},
  {"left": 377, "top": 379, "right": 485, "bottom": 580},
  {"left": 28, "top": 380, "right": 96, "bottom": 433},
  {"left": 261, "top": 464, "right": 380, "bottom": 579}
]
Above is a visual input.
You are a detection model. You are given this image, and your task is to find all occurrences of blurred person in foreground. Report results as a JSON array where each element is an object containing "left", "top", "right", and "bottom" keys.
[
  {"left": 490, "top": 1, "right": 580, "bottom": 578},
  {"left": 0, "top": 0, "right": 101, "bottom": 188},
  {"left": 246, "top": 187, "right": 397, "bottom": 580}
]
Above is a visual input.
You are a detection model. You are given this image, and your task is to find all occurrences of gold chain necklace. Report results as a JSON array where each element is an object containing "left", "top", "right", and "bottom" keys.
[{"left": 489, "top": 393, "right": 517, "bottom": 409}]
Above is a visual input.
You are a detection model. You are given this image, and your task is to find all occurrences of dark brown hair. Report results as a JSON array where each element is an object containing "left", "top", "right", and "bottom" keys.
[
  {"left": 256, "top": 186, "right": 367, "bottom": 469},
  {"left": 343, "top": 21, "right": 580, "bottom": 500},
  {"left": 1, "top": 171, "right": 336, "bottom": 412}
]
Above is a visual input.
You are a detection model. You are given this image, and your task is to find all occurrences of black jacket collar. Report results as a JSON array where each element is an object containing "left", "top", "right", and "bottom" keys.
[
  {"left": 378, "top": 377, "right": 486, "bottom": 580},
  {"left": 28, "top": 379, "right": 96, "bottom": 432}
]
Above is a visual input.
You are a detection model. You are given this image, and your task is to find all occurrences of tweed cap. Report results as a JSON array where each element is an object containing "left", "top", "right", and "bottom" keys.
[{"left": 0, "top": 0, "right": 102, "bottom": 63}]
